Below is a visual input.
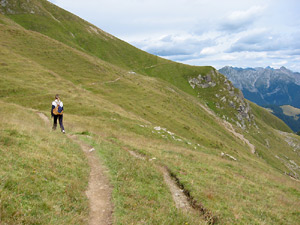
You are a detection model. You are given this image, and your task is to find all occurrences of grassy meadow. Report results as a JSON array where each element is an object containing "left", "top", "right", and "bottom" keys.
[
  {"left": 0, "top": 1, "right": 300, "bottom": 224},
  {"left": 281, "top": 105, "right": 300, "bottom": 119},
  {"left": 0, "top": 102, "right": 89, "bottom": 224}
]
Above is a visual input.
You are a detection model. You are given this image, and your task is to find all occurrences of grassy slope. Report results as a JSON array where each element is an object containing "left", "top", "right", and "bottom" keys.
[
  {"left": 3, "top": 0, "right": 212, "bottom": 97},
  {"left": 3, "top": 0, "right": 291, "bottom": 129},
  {"left": 0, "top": 102, "right": 89, "bottom": 224},
  {"left": 1, "top": 5, "right": 300, "bottom": 225}
]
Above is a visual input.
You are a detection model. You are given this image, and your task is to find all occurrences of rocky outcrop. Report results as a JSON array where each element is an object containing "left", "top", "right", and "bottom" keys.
[
  {"left": 189, "top": 69, "right": 254, "bottom": 129},
  {"left": 189, "top": 70, "right": 217, "bottom": 89},
  {"left": 189, "top": 75, "right": 216, "bottom": 89},
  {"left": 0, "top": 0, "right": 42, "bottom": 15}
]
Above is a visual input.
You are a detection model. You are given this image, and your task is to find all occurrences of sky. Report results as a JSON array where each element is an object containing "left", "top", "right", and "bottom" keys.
[{"left": 48, "top": 0, "right": 300, "bottom": 72}]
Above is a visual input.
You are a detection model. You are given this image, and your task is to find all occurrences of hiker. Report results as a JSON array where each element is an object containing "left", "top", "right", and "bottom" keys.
[{"left": 51, "top": 94, "right": 65, "bottom": 133}]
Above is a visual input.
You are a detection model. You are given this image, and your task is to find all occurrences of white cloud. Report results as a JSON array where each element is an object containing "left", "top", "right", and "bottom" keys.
[
  {"left": 272, "top": 60, "right": 288, "bottom": 67},
  {"left": 219, "top": 6, "right": 266, "bottom": 32},
  {"left": 200, "top": 47, "right": 218, "bottom": 55},
  {"left": 133, "top": 33, "right": 217, "bottom": 57},
  {"left": 228, "top": 6, "right": 265, "bottom": 21}
]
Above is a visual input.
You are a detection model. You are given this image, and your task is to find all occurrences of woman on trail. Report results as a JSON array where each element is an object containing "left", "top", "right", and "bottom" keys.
[{"left": 51, "top": 94, "right": 65, "bottom": 133}]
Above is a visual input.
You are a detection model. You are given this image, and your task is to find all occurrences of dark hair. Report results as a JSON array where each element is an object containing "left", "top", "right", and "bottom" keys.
[{"left": 55, "top": 94, "right": 59, "bottom": 99}]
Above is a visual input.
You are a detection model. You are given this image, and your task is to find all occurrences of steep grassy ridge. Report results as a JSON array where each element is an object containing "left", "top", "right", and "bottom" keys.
[
  {"left": 1, "top": 0, "right": 212, "bottom": 96},
  {"left": 1, "top": 2, "right": 300, "bottom": 224}
]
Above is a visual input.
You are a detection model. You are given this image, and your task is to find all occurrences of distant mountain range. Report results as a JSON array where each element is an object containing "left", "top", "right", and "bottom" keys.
[
  {"left": 219, "top": 66, "right": 300, "bottom": 132},
  {"left": 219, "top": 66, "right": 300, "bottom": 107}
]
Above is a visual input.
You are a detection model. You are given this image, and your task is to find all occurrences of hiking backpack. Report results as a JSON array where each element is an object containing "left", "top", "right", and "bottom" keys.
[{"left": 53, "top": 102, "right": 63, "bottom": 115}]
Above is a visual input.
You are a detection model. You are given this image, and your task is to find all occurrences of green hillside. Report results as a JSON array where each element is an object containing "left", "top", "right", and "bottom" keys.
[
  {"left": 1, "top": 1, "right": 300, "bottom": 224},
  {"left": 1, "top": 0, "right": 212, "bottom": 97}
]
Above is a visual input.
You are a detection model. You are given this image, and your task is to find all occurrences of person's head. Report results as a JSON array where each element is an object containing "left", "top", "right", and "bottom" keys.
[{"left": 55, "top": 94, "right": 60, "bottom": 100}]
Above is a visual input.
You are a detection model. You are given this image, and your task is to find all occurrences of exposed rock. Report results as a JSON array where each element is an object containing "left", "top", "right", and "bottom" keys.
[
  {"left": 188, "top": 74, "right": 216, "bottom": 89},
  {"left": 0, "top": 0, "right": 40, "bottom": 15},
  {"left": 276, "top": 132, "right": 300, "bottom": 178},
  {"left": 238, "top": 89, "right": 244, "bottom": 99},
  {"left": 7, "top": 8, "right": 14, "bottom": 14},
  {"left": 220, "top": 96, "right": 226, "bottom": 102},
  {"left": 278, "top": 131, "right": 300, "bottom": 155},
  {"left": 229, "top": 100, "right": 235, "bottom": 109},
  {"left": 221, "top": 152, "right": 237, "bottom": 161},
  {"left": 154, "top": 126, "right": 163, "bottom": 131},
  {"left": 205, "top": 74, "right": 212, "bottom": 82},
  {"left": 0, "top": 0, "right": 8, "bottom": 7},
  {"left": 189, "top": 69, "right": 255, "bottom": 129}
]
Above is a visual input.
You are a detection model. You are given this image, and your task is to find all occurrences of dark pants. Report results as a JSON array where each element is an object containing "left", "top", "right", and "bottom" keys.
[{"left": 53, "top": 114, "right": 64, "bottom": 131}]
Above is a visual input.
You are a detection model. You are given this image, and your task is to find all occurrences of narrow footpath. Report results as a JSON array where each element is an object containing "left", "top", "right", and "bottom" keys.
[
  {"left": 198, "top": 104, "right": 256, "bottom": 154},
  {"left": 37, "top": 112, "right": 113, "bottom": 225}
]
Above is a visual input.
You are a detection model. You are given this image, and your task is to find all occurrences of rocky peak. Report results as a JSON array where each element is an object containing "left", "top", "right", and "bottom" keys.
[{"left": 280, "top": 66, "right": 288, "bottom": 71}]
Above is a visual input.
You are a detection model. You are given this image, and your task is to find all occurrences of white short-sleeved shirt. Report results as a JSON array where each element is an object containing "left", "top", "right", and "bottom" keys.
[{"left": 52, "top": 99, "right": 63, "bottom": 107}]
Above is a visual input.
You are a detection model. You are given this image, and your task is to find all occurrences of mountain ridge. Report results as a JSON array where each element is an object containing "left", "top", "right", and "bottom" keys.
[
  {"left": 219, "top": 65, "right": 300, "bottom": 131},
  {"left": 1, "top": 1, "right": 300, "bottom": 224},
  {"left": 219, "top": 66, "right": 300, "bottom": 107}
]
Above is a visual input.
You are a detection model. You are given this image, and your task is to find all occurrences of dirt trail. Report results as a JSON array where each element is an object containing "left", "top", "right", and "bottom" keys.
[
  {"left": 125, "top": 148, "right": 218, "bottom": 223},
  {"left": 124, "top": 147, "right": 194, "bottom": 213},
  {"left": 36, "top": 112, "right": 51, "bottom": 124},
  {"left": 159, "top": 166, "right": 194, "bottom": 212},
  {"left": 198, "top": 103, "right": 256, "bottom": 154},
  {"left": 69, "top": 135, "right": 113, "bottom": 225},
  {"left": 37, "top": 112, "right": 113, "bottom": 225},
  {"left": 223, "top": 120, "right": 256, "bottom": 154}
]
